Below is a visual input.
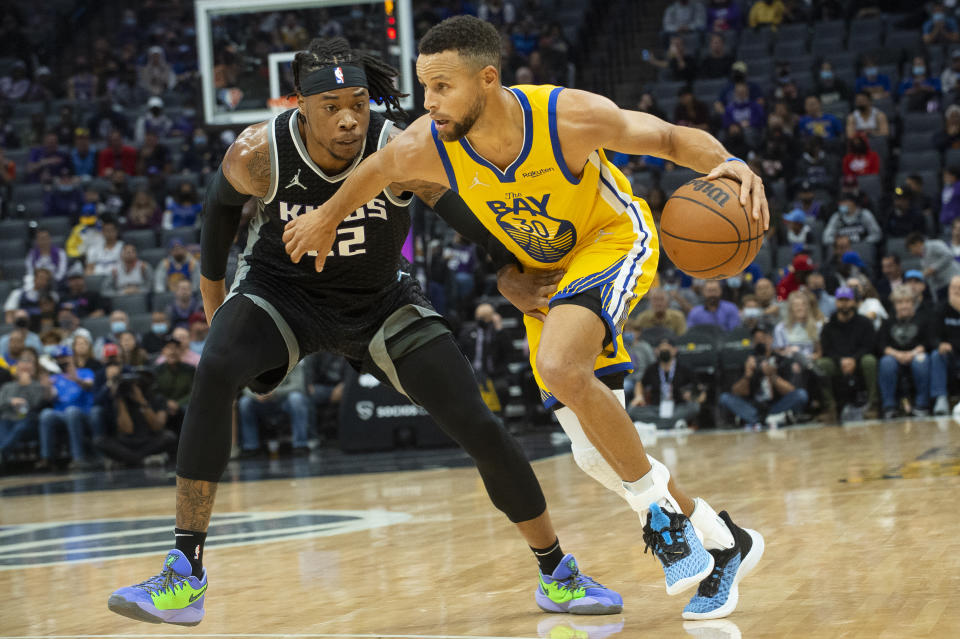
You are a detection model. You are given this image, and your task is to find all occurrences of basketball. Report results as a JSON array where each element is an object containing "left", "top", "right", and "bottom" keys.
[{"left": 659, "top": 176, "right": 764, "bottom": 280}]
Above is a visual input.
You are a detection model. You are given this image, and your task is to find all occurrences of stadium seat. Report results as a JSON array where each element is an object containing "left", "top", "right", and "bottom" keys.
[
  {"left": 123, "top": 229, "right": 158, "bottom": 251},
  {"left": 773, "top": 39, "right": 809, "bottom": 60},
  {"left": 638, "top": 325, "right": 676, "bottom": 346},
  {"left": 12, "top": 183, "right": 44, "bottom": 202},
  {"left": 903, "top": 112, "right": 944, "bottom": 136},
  {"left": 128, "top": 312, "right": 154, "bottom": 336},
  {"left": 660, "top": 168, "right": 698, "bottom": 196},
  {"left": 1, "top": 260, "right": 26, "bottom": 284},
  {"left": 751, "top": 243, "right": 774, "bottom": 278},
  {"left": 683, "top": 324, "right": 723, "bottom": 346},
  {"left": 152, "top": 291, "right": 176, "bottom": 312},
  {"left": 80, "top": 315, "right": 111, "bottom": 340},
  {"left": 0, "top": 238, "right": 26, "bottom": 256},
  {"left": 0, "top": 279, "right": 13, "bottom": 305},
  {"left": 883, "top": 30, "right": 922, "bottom": 56},
  {"left": 774, "top": 23, "right": 809, "bottom": 47},
  {"left": 140, "top": 247, "right": 167, "bottom": 265},
  {"left": 84, "top": 274, "right": 107, "bottom": 292},
  {"left": 885, "top": 236, "right": 907, "bottom": 258},
  {"left": 900, "top": 150, "right": 942, "bottom": 173},
  {"left": 161, "top": 227, "right": 199, "bottom": 247},
  {"left": 40, "top": 216, "right": 72, "bottom": 238},
  {"left": 109, "top": 293, "right": 149, "bottom": 315},
  {"left": 857, "top": 173, "right": 884, "bottom": 205},
  {"left": 694, "top": 78, "right": 727, "bottom": 103},
  {"left": 677, "top": 344, "right": 719, "bottom": 377},
  {"left": 868, "top": 135, "right": 889, "bottom": 164}
]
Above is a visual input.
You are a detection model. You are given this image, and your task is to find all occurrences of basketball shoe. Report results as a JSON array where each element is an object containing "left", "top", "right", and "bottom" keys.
[
  {"left": 535, "top": 554, "right": 623, "bottom": 614},
  {"left": 682, "top": 511, "right": 764, "bottom": 620},
  {"left": 107, "top": 550, "right": 206, "bottom": 626},
  {"left": 643, "top": 503, "right": 714, "bottom": 595}
]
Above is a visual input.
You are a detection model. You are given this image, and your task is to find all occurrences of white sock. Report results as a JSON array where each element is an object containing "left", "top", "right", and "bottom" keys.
[{"left": 689, "top": 497, "right": 735, "bottom": 550}]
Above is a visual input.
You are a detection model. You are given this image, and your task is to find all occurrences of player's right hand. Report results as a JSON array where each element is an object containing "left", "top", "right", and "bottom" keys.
[{"left": 496, "top": 265, "right": 565, "bottom": 322}]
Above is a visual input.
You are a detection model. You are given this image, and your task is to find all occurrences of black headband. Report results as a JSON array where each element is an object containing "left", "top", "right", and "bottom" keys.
[{"left": 300, "top": 64, "right": 368, "bottom": 96}]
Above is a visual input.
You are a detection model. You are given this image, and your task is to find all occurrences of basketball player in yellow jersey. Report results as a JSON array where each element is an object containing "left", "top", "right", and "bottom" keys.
[{"left": 285, "top": 16, "right": 769, "bottom": 620}]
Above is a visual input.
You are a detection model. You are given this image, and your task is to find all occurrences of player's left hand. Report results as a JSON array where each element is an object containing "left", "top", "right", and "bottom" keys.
[
  {"left": 705, "top": 160, "right": 770, "bottom": 231},
  {"left": 497, "top": 264, "right": 565, "bottom": 322},
  {"left": 282, "top": 209, "right": 338, "bottom": 272}
]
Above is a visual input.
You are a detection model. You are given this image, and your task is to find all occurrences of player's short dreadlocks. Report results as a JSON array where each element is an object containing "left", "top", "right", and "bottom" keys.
[{"left": 292, "top": 37, "right": 407, "bottom": 118}]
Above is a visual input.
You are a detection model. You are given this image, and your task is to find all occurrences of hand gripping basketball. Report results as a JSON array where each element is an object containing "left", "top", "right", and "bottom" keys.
[{"left": 705, "top": 159, "right": 770, "bottom": 232}]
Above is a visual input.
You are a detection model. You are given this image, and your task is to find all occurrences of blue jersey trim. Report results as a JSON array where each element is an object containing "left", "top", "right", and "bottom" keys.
[
  {"left": 548, "top": 87, "right": 581, "bottom": 185},
  {"left": 431, "top": 121, "right": 459, "bottom": 192},
  {"left": 456, "top": 88, "right": 533, "bottom": 183}
]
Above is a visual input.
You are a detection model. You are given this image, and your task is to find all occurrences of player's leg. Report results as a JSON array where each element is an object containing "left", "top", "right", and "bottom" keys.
[
  {"left": 383, "top": 326, "right": 621, "bottom": 615},
  {"left": 108, "top": 295, "right": 291, "bottom": 626}
]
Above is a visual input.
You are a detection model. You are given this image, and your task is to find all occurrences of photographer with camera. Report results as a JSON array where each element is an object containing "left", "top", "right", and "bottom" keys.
[
  {"left": 720, "top": 322, "right": 810, "bottom": 429},
  {"left": 92, "top": 360, "right": 176, "bottom": 467}
]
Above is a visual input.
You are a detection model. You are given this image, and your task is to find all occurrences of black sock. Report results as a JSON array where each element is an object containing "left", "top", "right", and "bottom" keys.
[
  {"left": 174, "top": 528, "right": 207, "bottom": 578},
  {"left": 531, "top": 538, "right": 565, "bottom": 575}
]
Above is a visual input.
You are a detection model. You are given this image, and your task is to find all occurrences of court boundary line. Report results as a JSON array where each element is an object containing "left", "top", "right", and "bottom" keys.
[{"left": 0, "top": 634, "right": 538, "bottom": 639}]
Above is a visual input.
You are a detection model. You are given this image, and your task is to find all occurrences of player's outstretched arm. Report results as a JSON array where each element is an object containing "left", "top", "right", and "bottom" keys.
[
  {"left": 198, "top": 121, "right": 268, "bottom": 320},
  {"left": 283, "top": 116, "right": 446, "bottom": 272},
  {"left": 556, "top": 89, "right": 769, "bottom": 231}
]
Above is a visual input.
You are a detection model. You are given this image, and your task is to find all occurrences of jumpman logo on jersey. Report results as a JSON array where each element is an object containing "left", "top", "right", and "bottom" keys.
[
  {"left": 286, "top": 169, "right": 307, "bottom": 190},
  {"left": 469, "top": 172, "right": 490, "bottom": 190}
]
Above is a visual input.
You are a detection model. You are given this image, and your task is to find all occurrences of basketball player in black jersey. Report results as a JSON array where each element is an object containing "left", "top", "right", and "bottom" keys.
[{"left": 107, "top": 38, "right": 622, "bottom": 626}]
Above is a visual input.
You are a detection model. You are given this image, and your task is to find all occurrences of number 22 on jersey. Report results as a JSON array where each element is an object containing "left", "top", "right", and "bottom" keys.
[{"left": 279, "top": 199, "right": 388, "bottom": 258}]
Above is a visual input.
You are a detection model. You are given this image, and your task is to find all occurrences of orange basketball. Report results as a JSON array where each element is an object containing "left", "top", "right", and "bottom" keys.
[{"left": 659, "top": 176, "right": 764, "bottom": 280}]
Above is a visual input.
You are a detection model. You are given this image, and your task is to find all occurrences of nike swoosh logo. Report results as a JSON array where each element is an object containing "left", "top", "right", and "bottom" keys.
[{"left": 188, "top": 585, "right": 207, "bottom": 602}]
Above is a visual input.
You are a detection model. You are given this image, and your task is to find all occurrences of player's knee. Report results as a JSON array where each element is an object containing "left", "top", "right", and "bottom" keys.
[
  {"left": 536, "top": 351, "right": 592, "bottom": 400},
  {"left": 195, "top": 350, "right": 242, "bottom": 389}
]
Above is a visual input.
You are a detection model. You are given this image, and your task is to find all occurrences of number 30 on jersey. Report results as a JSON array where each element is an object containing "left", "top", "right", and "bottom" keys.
[{"left": 279, "top": 199, "right": 387, "bottom": 258}]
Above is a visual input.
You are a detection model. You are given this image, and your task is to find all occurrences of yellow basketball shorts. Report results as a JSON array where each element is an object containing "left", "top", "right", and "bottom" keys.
[{"left": 523, "top": 232, "right": 660, "bottom": 409}]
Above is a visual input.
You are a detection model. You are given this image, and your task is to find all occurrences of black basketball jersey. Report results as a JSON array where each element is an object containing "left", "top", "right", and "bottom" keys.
[
  {"left": 238, "top": 108, "right": 411, "bottom": 294},
  {"left": 231, "top": 108, "right": 429, "bottom": 361}
]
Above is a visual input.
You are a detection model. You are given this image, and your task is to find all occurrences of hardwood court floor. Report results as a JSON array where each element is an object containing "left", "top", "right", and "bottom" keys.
[{"left": 2, "top": 419, "right": 960, "bottom": 639}]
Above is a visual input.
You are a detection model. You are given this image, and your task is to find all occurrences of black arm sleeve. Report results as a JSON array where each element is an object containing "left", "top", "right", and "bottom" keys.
[
  {"left": 431, "top": 190, "right": 520, "bottom": 272},
  {"left": 200, "top": 166, "right": 251, "bottom": 280}
]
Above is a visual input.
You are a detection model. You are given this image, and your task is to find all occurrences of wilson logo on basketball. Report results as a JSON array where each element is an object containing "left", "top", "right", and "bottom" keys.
[{"left": 688, "top": 179, "right": 731, "bottom": 207}]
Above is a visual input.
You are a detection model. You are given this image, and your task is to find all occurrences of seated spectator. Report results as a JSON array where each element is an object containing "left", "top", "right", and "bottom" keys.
[
  {"left": 722, "top": 122, "right": 751, "bottom": 159},
  {"left": 706, "top": 0, "right": 742, "bottom": 32},
  {"left": 141, "top": 311, "right": 170, "bottom": 355},
  {"left": 106, "top": 244, "right": 153, "bottom": 296},
  {"left": 0, "top": 329, "right": 37, "bottom": 371},
  {"left": 698, "top": 33, "right": 734, "bottom": 79},
  {"left": 459, "top": 303, "right": 512, "bottom": 412},
  {"left": 774, "top": 290, "right": 822, "bottom": 363},
  {"left": 855, "top": 56, "right": 891, "bottom": 100},
  {"left": 125, "top": 190, "right": 161, "bottom": 231},
  {"left": 187, "top": 319, "right": 208, "bottom": 358},
  {"left": 85, "top": 218, "right": 124, "bottom": 276},
  {"left": 156, "top": 326, "right": 200, "bottom": 367},
  {"left": 884, "top": 186, "right": 927, "bottom": 238},
  {"left": 846, "top": 276, "right": 887, "bottom": 330},
  {"left": 782, "top": 209, "right": 815, "bottom": 253},
  {"left": 876, "top": 254, "right": 904, "bottom": 301},
  {"left": 846, "top": 93, "right": 889, "bottom": 139},
  {"left": 153, "top": 239, "right": 199, "bottom": 293},
  {"left": 907, "top": 232, "right": 960, "bottom": 301},
  {"left": 0, "top": 359, "right": 47, "bottom": 463},
  {"left": 876, "top": 285, "right": 931, "bottom": 418},
  {"left": 904, "top": 269, "right": 937, "bottom": 316},
  {"left": 37, "top": 346, "right": 97, "bottom": 470},
  {"left": 70, "top": 128, "right": 97, "bottom": 178},
  {"left": 930, "top": 274, "right": 960, "bottom": 414},
  {"left": 814, "top": 61, "right": 851, "bottom": 108},
  {"left": 97, "top": 130, "right": 137, "bottom": 177},
  {"left": 823, "top": 195, "right": 882, "bottom": 247},
  {"left": 478, "top": 0, "right": 516, "bottom": 27},
  {"left": 72, "top": 331, "right": 102, "bottom": 375},
  {"left": 941, "top": 166, "right": 960, "bottom": 231},
  {"left": 905, "top": 174, "right": 936, "bottom": 224},
  {"left": 777, "top": 253, "right": 815, "bottom": 301},
  {"left": 134, "top": 96, "right": 173, "bottom": 145},
  {"left": 178, "top": 127, "right": 221, "bottom": 177},
  {"left": 758, "top": 119, "right": 797, "bottom": 183},
  {"left": 792, "top": 180, "right": 826, "bottom": 219},
  {"left": 162, "top": 182, "right": 202, "bottom": 229},
  {"left": 629, "top": 287, "right": 687, "bottom": 335},
  {"left": 26, "top": 133, "right": 70, "bottom": 184},
  {"left": 943, "top": 50, "right": 960, "bottom": 99},
  {"left": 93, "top": 310, "right": 130, "bottom": 359},
  {"left": 715, "top": 62, "right": 764, "bottom": 112},
  {"left": 92, "top": 362, "right": 175, "bottom": 467},
  {"left": 723, "top": 82, "right": 765, "bottom": 133},
  {"left": 0, "top": 60, "right": 30, "bottom": 101},
  {"left": 238, "top": 359, "right": 311, "bottom": 456},
  {"left": 798, "top": 95, "right": 844, "bottom": 140},
  {"left": 748, "top": 0, "right": 785, "bottom": 28},
  {"left": 136, "top": 131, "right": 172, "bottom": 177},
  {"left": 794, "top": 137, "right": 836, "bottom": 191},
  {"left": 922, "top": 3, "right": 959, "bottom": 45},
  {"left": 740, "top": 295, "right": 764, "bottom": 332},
  {"left": 636, "top": 92, "right": 667, "bottom": 120},
  {"left": 674, "top": 87, "right": 711, "bottom": 130},
  {"left": 842, "top": 134, "right": 880, "bottom": 178},
  {"left": 25, "top": 229, "right": 68, "bottom": 285},
  {"left": 12, "top": 268, "right": 57, "bottom": 329},
  {"left": 807, "top": 271, "right": 836, "bottom": 318},
  {"left": 651, "top": 36, "right": 697, "bottom": 83},
  {"left": 688, "top": 280, "right": 741, "bottom": 331},
  {"left": 816, "top": 286, "right": 878, "bottom": 421},
  {"left": 628, "top": 336, "right": 701, "bottom": 429},
  {"left": 43, "top": 168, "right": 84, "bottom": 219},
  {"left": 754, "top": 277, "right": 783, "bottom": 320},
  {"left": 101, "top": 171, "right": 133, "bottom": 218},
  {"left": 662, "top": 0, "right": 707, "bottom": 36},
  {"left": 936, "top": 105, "right": 960, "bottom": 153},
  {"left": 720, "top": 321, "right": 808, "bottom": 428},
  {"left": 59, "top": 266, "right": 110, "bottom": 319},
  {"left": 304, "top": 352, "right": 347, "bottom": 436},
  {"left": 166, "top": 280, "right": 203, "bottom": 330},
  {"left": 87, "top": 100, "right": 130, "bottom": 142},
  {"left": 57, "top": 308, "right": 81, "bottom": 337},
  {"left": 898, "top": 56, "right": 941, "bottom": 112},
  {"left": 67, "top": 57, "right": 98, "bottom": 101},
  {"left": 622, "top": 326, "right": 656, "bottom": 403},
  {"left": 154, "top": 337, "right": 194, "bottom": 433},
  {"left": 139, "top": 46, "right": 176, "bottom": 97}
]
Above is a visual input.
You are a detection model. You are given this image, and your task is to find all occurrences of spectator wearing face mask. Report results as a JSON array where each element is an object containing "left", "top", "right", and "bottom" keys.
[
  {"left": 628, "top": 337, "right": 702, "bottom": 429},
  {"left": 688, "top": 280, "right": 741, "bottom": 331},
  {"left": 898, "top": 56, "right": 941, "bottom": 112},
  {"left": 162, "top": 182, "right": 202, "bottom": 229},
  {"left": 855, "top": 57, "right": 891, "bottom": 100},
  {"left": 922, "top": 3, "right": 959, "bottom": 46},
  {"left": 134, "top": 97, "right": 172, "bottom": 145},
  {"left": 142, "top": 311, "right": 171, "bottom": 355},
  {"left": 842, "top": 134, "right": 880, "bottom": 178},
  {"left": 846, "top": 92, "right": 889, "bottom": 139},
  {"left": 816, "top": 286, "right": 878, "bottom": 421},
  {"left": 814, "top": 61, "right": 851, "bottom": 108},
  {"left": 93, "top": 310, "right": 130, "bottom": 360},
  {"left": 822, "top": 196, "right": 882, "bottom": 248}
]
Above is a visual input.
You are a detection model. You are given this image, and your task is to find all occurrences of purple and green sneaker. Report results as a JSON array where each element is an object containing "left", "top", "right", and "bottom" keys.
[
  {"left": 643, "top": 503, "right": 715, "bottom": 596},
  {"left": 108, "top": 550, "right": 207, "bottom": 626},
  {"left": 535, "top": 554, "right": 623, "bottom": 615}
]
